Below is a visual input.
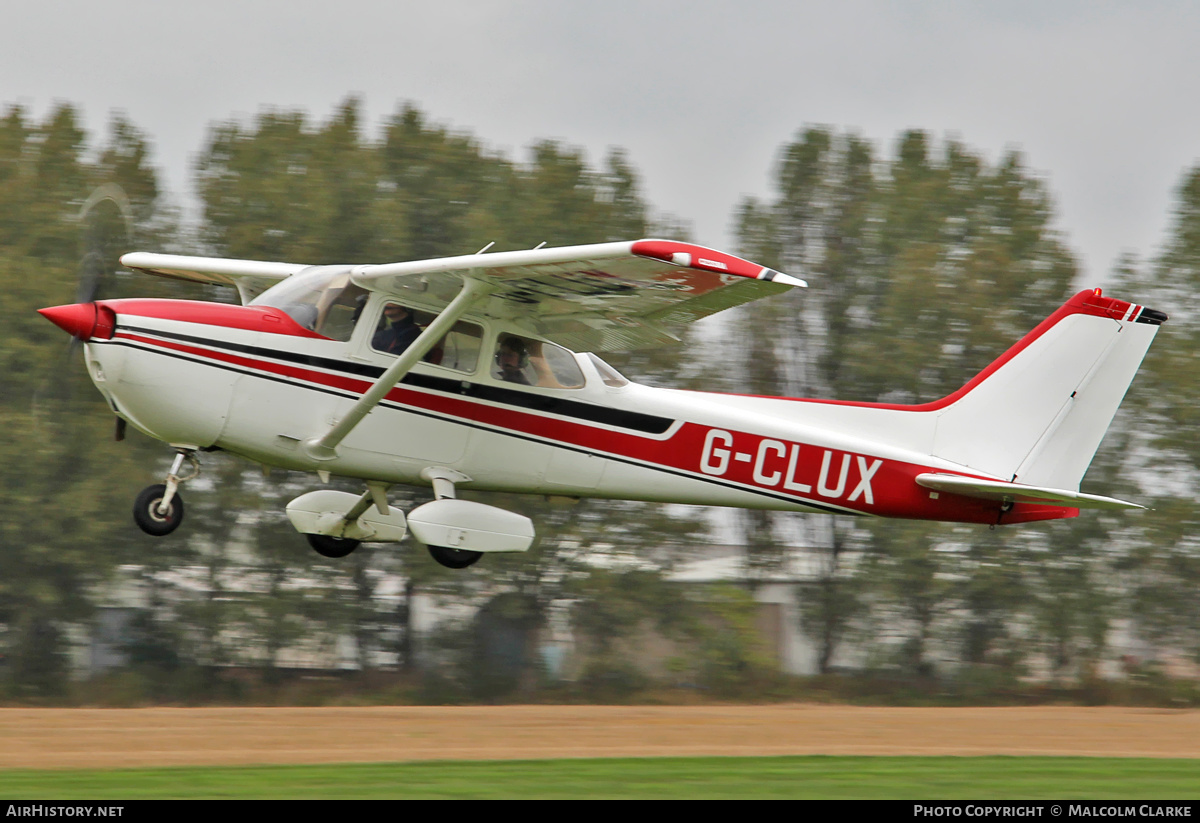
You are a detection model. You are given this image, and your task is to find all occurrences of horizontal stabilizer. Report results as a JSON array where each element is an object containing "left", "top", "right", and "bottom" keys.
[{"left": 914, "top": 473, "right": 1145, "bottom": 511}]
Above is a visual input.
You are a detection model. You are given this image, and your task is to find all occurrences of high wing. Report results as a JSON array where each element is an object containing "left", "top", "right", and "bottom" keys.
[
  {"left": 350, "top": 239, "right": 805, "bottom": 351},
  {"left": 120, "top": 252, "right": 307, "bottom": 304},
  {"left": 121, "top": 240, "right": 805, "bottom": 351}
]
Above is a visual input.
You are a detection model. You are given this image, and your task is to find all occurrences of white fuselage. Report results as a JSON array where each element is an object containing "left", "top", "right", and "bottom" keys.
[{"left": 81, "top": 297, "right": 1037, "bottom": 526}]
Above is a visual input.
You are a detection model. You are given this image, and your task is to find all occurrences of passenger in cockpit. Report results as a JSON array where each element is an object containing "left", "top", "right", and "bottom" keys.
[{"left": 373, "top": 304, "right": 421, "bottom": 354}]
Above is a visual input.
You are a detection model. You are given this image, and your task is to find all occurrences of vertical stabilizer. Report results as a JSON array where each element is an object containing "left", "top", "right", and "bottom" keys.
[{"left": 930, "top": 290, "right": 1164, "bottom": 489}]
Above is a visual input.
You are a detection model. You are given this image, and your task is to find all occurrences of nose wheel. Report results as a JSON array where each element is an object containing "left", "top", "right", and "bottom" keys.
[
  {"left": 133, "top": 449, "right": 198, "bottom": 537},
  {"left": 133, "top": 483, "right": 185, "bottom": 536}
]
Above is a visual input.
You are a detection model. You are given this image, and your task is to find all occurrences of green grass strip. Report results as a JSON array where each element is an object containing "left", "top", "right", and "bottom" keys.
[{"left": 1, "top": 756, "right": 1198, "bottom": 799}]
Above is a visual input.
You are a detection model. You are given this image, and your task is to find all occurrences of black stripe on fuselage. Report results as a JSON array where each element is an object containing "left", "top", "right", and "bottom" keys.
[
  {"left": 120, "top": 323, "right": 673, "bottom": 434},
  {"left": 100, "top": 331, "right": 857, "bottom": 517}
]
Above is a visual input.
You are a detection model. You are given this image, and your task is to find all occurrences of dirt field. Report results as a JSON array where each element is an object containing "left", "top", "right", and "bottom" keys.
[{"left": 2, "top": 705, "right": 1197, "bottom": 769}]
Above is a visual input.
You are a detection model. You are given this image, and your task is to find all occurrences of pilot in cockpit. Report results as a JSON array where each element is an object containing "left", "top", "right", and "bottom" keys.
[
  {"left": 493, "top": 334, "right": 588, "bottom": 389},
  {"left": 495, "top": 336, "right": 532, "bottom": 385}
]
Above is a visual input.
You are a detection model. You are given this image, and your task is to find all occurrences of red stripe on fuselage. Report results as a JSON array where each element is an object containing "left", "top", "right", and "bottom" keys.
[
  {"left": 112, "top": 328, "right": 1071, "bottom": 525},
  {"left": 117, "top": 331, "right": 370, "bottom": 394}
]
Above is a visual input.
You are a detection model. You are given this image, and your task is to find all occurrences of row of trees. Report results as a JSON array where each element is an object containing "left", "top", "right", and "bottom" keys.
[
  {"left": 732, "top": 126, "right": 1199, "bottom": 682},
  {"left": 1, "top": 97, "right": 1196, "bottom": 701}
]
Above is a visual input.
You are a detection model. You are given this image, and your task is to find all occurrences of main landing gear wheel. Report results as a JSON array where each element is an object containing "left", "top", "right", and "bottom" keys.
[
  {"left": 133, "top": 483, "right": 184, "bottom": 536},
  {"left": 428, "top": 545, "right": 483, "bottom": 569},
  {"left": 306, "top": 533, "right": 360, "bottom": 558}
]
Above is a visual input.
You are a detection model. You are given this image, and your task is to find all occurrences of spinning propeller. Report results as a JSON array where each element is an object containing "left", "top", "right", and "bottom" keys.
[{"left": 32, "top": 184, "right": 134, "bottom": 433}]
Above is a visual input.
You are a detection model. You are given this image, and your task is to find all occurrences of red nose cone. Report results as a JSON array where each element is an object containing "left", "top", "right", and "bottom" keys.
[
  {"left": 38, "top": 303, "right": 115, "bottom": 341},
  {"left": 39, "top": 303, "right": 97, "bottom": 339}
]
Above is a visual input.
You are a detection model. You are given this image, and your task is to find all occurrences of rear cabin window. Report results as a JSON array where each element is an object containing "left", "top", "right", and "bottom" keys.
[{"left": 586, "top": 353, "right": 631, "bottom": 388}]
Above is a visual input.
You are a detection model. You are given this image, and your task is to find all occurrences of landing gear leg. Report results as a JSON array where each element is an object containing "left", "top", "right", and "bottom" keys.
[{"left": 133, "top": 449, "right": 198, "bottom": 537}]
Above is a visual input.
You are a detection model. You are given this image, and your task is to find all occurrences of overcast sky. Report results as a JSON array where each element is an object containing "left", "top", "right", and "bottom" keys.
[{"left": 6, "top": 0, "right": 1200, "bottom": 283}]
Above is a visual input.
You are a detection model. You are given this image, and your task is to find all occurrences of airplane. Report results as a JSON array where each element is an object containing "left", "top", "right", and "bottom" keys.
[{"left": 37, "top": 239, "right": 1166, "bottom": 569}]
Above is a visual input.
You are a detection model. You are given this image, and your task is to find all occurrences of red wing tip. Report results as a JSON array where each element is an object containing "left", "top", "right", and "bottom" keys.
[{"left": 631, "top": 239, "right": 802, "bottom": 283}]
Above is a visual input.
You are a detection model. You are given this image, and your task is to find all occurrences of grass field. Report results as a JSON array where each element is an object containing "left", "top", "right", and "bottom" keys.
[{"left": 3, "top": 756, "right": 1199, "bottom": 799}]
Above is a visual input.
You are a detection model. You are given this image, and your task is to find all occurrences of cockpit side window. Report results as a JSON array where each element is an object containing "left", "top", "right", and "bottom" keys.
[
  {"left": 493, "top": 334, "right": 585, "bottom": 389},
  {"left": 371, "top": 303, "right": 483, "bottom": 373}
]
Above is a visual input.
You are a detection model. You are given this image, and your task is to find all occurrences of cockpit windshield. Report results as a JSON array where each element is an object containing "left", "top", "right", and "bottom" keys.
[{"left": 250, "top": 266, "right": 369, "bottom": 341}]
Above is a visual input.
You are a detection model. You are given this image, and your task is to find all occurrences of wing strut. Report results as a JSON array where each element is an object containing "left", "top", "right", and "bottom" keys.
[{"left": 301, "top": 276, "right": 491, "bottom": 461}]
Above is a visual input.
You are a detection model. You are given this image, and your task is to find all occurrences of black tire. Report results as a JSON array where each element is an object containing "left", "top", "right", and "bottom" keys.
[
  {"left": 133, "top": 484, "right": 184, "bottom": 536},
  {"left": 306, "top": 533, "right": 360, "bottom": 558},
  {"left": 428, "top": 545, "right": 483, "bottom": 569}
]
